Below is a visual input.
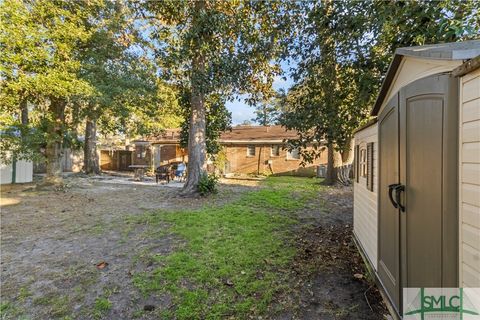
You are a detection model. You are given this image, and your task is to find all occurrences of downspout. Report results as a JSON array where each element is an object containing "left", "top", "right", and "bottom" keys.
[{"left": 257, "top": 146, "right": 263, "bottom": 175}]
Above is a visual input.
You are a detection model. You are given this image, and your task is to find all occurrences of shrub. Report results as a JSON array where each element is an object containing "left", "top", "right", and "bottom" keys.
[{"left": 197, "top": 173, "right": 218, "bottom": 196}]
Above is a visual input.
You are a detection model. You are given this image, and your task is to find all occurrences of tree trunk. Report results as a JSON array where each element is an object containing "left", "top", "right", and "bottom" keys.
[
  {"left": 324, "top": 143, "right": 342, "bottom": 185},
  {"left": 181, "top": 91, "right": 207, "bottom": 195},
  {"left": 83, "top": 116, "right": 100, "bottom": 174},
  {"left": 341, "top": 138, "right": 354, "bottom": 164},
  {"left": 181, "top": 0, "right": 207, "bottom": 196},
  {"left": 45, "top": 98, "right": 66, "bottom": 185},
  {"left": 20, "top": 99, "right": 28, "bottom": 125}
]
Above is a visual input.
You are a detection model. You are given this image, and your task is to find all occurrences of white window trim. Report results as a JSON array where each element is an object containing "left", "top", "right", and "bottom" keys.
[
  {"left": 359, "top": 147, "right": 367, "bottom": 177},
  {"left": 286, "top": 147, "right": 300, "bottom": 160}
]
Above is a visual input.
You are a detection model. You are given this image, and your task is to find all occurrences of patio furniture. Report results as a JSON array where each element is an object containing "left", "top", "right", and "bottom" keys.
[
  {"left": 173, "top": 162, "right": 187, "bottom": 182},
  {"left": 155, "top": 165, "right": 171, "bottom": 183},
  {"left": 129, "top": 165, "right": 149, "bottom": 181}
]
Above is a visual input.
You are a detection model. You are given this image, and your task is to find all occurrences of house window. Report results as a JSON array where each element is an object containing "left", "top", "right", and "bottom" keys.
[
  {"left": 287, "top": 148, "right": 300, "bottom": 160},
  {"left": 360, "top": 147, "right": 367, "bottom": 177},
  {"left": 271, "top": 145, "right": 280, "bottom": 157},
  {"left": 247, "top": 145, "right": 255, "bottom": 157}
]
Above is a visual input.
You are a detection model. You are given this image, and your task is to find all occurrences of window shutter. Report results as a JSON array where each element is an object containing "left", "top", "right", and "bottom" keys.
[
  {"left": 355, "top": 145, "right": 360, "bottom": 183},
  {"left": 366, "top": 142, "right": 374, "bottom": 191}
]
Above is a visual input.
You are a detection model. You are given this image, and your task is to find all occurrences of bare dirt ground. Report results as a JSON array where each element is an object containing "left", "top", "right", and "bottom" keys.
[
  {"left": 1, "top": 175, "right": 386, "bottom": 319},
  {"left": 279, "top": 186, "right": 388, "bottom": 319}
]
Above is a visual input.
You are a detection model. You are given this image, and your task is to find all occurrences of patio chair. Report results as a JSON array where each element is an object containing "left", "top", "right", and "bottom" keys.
[
  {"left": 174, "top": 162, "right": 187, "bottom": 182},
  {"left": 155, "top": 165, "right": 171, "bottom": 184}
]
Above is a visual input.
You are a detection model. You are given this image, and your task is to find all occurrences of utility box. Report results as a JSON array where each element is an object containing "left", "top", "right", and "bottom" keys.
[{"left": 316, "top": 165, "right": 326, "bottom": 178}]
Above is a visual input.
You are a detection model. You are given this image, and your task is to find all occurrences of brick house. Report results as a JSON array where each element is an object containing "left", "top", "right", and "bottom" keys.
[
  {"left": 218, "top": 126, "right": 327, "bottom": 176},
  {"left": 101, "top": 126, "right": 327, "bottom": 176},
  {"left": 147, "top": 126, "right": 326, "bottom": 176}
]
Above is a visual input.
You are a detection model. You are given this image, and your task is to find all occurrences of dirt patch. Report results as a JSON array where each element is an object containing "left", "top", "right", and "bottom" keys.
[
  {"left": 0, "top": 175, "right": 259, "bottom": 319},
  {"left": 276, "top": 184, "right": 388, "bottom": 320},
  {"left": 1, "top": 177, "right": 387, "bottom": 319}
]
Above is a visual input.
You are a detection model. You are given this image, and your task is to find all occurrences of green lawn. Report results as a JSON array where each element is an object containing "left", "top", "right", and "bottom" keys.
[{"left": 129, "top": 176, "right": 324, "bottom": 319}]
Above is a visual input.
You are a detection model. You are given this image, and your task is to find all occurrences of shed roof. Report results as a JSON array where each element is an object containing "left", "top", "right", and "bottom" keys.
[
  {"left": 371, "top": 40, "right": 480, "bottom": 116},
  {"left": 395, "top": 40, "right": 480, "bottom": 60}
]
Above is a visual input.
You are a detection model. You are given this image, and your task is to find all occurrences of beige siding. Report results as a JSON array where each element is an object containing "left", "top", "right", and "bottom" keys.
[
  {"left": 459, "top": 68, "right": 480, "bottom": 288},
  {"left": 353, "top": 123, "right": 378, "bottom": 270}
]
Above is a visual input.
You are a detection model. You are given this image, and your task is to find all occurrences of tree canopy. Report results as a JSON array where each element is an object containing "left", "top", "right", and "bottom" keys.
[
  {"left": 141, "top": 0, "right": 299, "bottom": 193},
  {"left": 1, "top": 0, "right": 478, "bottom": 189},
  {"left": 280, "top": 0, "right": 480, "bottom": 184}
]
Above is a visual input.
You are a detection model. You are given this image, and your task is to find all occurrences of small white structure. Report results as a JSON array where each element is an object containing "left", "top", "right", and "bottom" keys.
[
  {"left": 353, "top": 41, "right": 480, "bottom": 317},
  {"left": 0, "top": 158, "right": 33, "bottom": 184}
]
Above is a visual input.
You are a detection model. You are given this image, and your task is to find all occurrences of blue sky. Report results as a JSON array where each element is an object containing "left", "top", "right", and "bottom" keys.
[{"left": 227, "top": 61, "right": 295, "bottom": 125}]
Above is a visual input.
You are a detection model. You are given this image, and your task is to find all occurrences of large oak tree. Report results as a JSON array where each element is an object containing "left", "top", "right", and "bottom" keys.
[{"left": 142, "top": 0, "right": 297, "bottom": 195}]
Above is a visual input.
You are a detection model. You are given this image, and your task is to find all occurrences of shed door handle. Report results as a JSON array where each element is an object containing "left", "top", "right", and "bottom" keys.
[
  {"left": 394, "top": 185, "right": 405, "bottom": 212},
  {"left": 388, "top": 184, "right": 400, "bottom": 208}
]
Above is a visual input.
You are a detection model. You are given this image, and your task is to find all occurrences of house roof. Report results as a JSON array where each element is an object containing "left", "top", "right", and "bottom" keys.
[
  {"left": 147, "top": 129, "right": 182, "bottom": 144},
  {"left": 149, "top": 125, "right": 301, "bottom": 145},
  {"left": 219, "top": 125, "right": 299, "bottom": 144},
  {"left": 371, "top": 40, "right": 480, "bottom": 116}
]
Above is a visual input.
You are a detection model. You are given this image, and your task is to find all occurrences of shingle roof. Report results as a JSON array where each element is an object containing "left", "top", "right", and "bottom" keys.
[
  {"left": 219, "top": 125, "right": 298, "bottom": 143},
  {"left": 149, "top": 125, "right": 299, "bottom": 144}
]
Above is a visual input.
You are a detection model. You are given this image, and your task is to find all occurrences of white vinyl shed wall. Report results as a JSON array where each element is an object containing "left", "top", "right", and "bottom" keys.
[
  {"left": 459, "top": 67, "right": 480, "bottom": 287},
  {"left": 353, "top": 123, "right": 378, "bottom": 270},
  {"left": 0, "top": 159, "right": 33, "bottom": 184}
]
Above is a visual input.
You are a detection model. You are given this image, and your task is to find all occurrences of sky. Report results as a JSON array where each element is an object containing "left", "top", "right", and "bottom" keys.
[{"left": 226, "top": 61, "right": 295, "bottom": 125}]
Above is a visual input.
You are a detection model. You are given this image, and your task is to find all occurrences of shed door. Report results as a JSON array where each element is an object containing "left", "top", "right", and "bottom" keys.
[
  {"left": 399, "top": 74, "right": 458, "bottom": 289},
  {"left": 378, "top": 74, "right": 458, "bottom": 315},
  {"left": 378, "top": 94, "right": 401, "bottom": 310}
]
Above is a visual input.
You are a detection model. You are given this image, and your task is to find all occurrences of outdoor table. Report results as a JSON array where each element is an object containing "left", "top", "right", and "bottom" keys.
[{"left": 129, "top": 165, "right": 149, "bottom": 181}]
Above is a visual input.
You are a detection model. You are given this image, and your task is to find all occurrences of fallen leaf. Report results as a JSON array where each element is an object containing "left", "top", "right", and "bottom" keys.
[{"left": 96, "top": 261, "right": 108, "bottom": 269}]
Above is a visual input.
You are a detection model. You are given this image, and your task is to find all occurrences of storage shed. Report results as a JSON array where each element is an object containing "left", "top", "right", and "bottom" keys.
[{"left": 353, "top": 40, "right": 480, "bottom": 317}]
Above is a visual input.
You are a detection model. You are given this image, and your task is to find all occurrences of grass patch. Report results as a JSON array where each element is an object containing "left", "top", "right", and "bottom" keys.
[
  {"left": 92, "top": 297, "right": 112, "bottom": 319},
  {"left": 0, "top": 301, "right": 25, "bottom": 320},
  {"left": 132, "top": 176, "right": 323, "bottom": 319},
  {"left": 33, "top": 294, "right": 70, "bottom": 318}
]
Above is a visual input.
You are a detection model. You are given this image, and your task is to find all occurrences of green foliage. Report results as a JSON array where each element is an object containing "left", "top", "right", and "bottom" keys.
[
  {"left": 281, "top": 0, "right": 480, "bottom": 166},
  {"left": 212, "top": 147, "right": 228, "bottom": 174},
  {"left": 251, "top": 90, "right": 286, "bottom": 126},
  {"left": 197, "top": 173, "right": 219, "bottom": 196},
  {"left": 142, "top": 0, "right": 299, "bottom": 190},
  {"left": 0, "top": 0, "right": 181, "bottom": 168},
  {"left": 0, "top": 0, "right": 95, "bottom": 164},
  {"left": 142, "top": 1, "right": 297, "bottom": 101}
]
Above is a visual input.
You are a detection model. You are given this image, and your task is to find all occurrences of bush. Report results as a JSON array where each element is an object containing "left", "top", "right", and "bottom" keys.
[{"left": 197, "top": 173, "right": 219, "bottom": 196}]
